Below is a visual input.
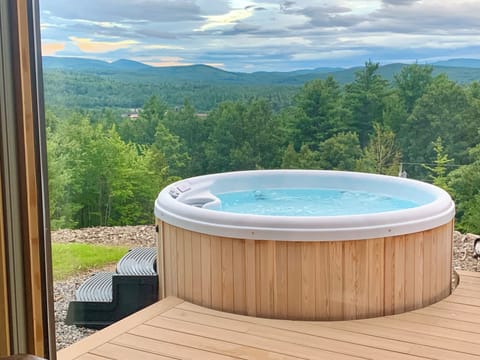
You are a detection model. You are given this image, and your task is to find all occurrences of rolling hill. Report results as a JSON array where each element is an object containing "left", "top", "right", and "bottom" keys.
[
  {"left": 41, "top": 56, "right": 480, "bottom": 111},
  {"left": 42, "top": 56, "right": 480, "bottom": 85}
]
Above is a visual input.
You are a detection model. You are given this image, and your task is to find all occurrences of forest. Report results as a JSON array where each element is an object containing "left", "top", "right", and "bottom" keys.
[{"left": 46, "top": 61, "right": 480, "bottom": 233}]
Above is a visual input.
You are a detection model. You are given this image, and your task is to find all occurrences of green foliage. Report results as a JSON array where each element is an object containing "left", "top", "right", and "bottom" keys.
[
  {"left": 394, "top": 63, "right": 434, "bottom": 113},
  {"left": 204, "top": 99, "right": 283, "bottom": 172},
  {"left": 356, "top": 123, "right": 401, "bottom": 175},
  {"left": 398, "top": 75, "right": 478, "bottom": 178},
  {"left": 119, "top": 95, "right": 168, "bottom": 145},
  {"left": 43, "top": 70, "right": 297, "bottom": 113},
  {"left": 448, "top": 145, "right": 480, "bottom": 233},
  {"left": 153, "top": 122, "right": 190, "bottom": 177},
  {"left": 52, "top": 243, "right": 129, "bottom": 280},
  {"left": 47, "top": 110, "right": 173, "bottom": 229},
  {"left": 318, "top": 132, "right": 362, "bottom": 171},
  {"left": 291, "top": 77, "right": 349, "bottom": 149},
  {"left": 45, "top": 61, "right": 480, "bottom": 234},
  {"left": 344, "top": 61, "right": 389, "bottom": 146},
  {"left": 280, "top": 144, "right": 321, "bottom": 169},
  {"left": 423, "top": 137, "right": 453, "bottom": 193}
]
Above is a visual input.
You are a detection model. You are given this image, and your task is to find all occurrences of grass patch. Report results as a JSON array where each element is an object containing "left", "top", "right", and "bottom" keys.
[{"left": 52, "top": 243, "right": 129, "bottom": 280}]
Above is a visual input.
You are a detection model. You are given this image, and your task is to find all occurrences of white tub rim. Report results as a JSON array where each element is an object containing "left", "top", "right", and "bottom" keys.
[{"left": 154, "top": 169, "right": 455, "bottom": 241}]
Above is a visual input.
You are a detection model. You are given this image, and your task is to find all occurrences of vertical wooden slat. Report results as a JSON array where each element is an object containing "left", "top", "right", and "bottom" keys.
[
  {"left": 157, "top": 223, "right": 453, "bottom": 320},
  {"left": 176, "top": 228, "right": 185, "bottom": 299},
  {"left": 404, "top": 233, "right": 416, "bottom": 311},
  {"left": 440, "top": 222, "right": 452, "bottom": 298},
  {"left": 446, "top": 220, "right": 454, "bottom": 296},
  {"left": 433, "top": 226, "right": 442, "bottom": 302},
  {"left": 414, "top": 230, "right": 424, "bottom": 308},
  {"left": 384, "top": 237, "right": 395, "bottom": 316},
  {"left": 393, "top": 235, "right": 406, "bottom": 314},
  {"left": 328, "top": 242, "right": 343, "bottom": 320},
  {"left": 232, "top": 239, "right": 246, "bottom": 314},
  {"left": 315, "top": 242, "right": 330, "bottom": 320},
  {"left": 183, "top": 230, "right": 193, "bottom": 301},
  {"left": 367, "top": 238, "right": 384, "bottom": 318},
  {"left": 200, "top": 234, "right": 211, "bottom": 307},
  {"left": 162, "top": 223, "right": 172, "bottom": 296},
  {"left": 287, "top": 242, "right": 302, "bottom": 318},
  {"left": 301, "top": 242, "right": 316, "bottom": 319},
  {"left": 356, "top": 241, "right": 369, "bottom": 318},
  {"left": 169, "top": 224, "right": 178, "bottom": 296},
  {"left": 343, "top": 241, "right": 356, "bottom": 320},
  {"left": 221, "top": 237, "right": 234, "bottom": 312},
  {"left": 156, "top": 220, "right": 165, "bottom": 299},
  {"left": 244, "top": 239, "right": 256, "bottom": 316},
  {"left": 258, "top": 241, "right": 275, "bottom": 317},
  {"left": 423, "top": 229, "right": 433, "bottom": 305},
  {"left": 210, "top": 236, "right": 222, "bottom": 310},
  {"left": 255, "top": 241, "right": 262, "bottom": 315},
  {"left": 442, "top": 222, "right": 451, "bottom": 297},
  {"left": 191, "top": 231, "right": 202, "bottom": 303},
  {"left": 274, "top": 241, "right": 288, "bottom": 318}
]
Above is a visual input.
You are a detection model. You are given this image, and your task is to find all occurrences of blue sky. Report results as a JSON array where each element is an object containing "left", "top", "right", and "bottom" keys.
[{"left": 40, "top": 0, "right": 480, "bottom": 72}]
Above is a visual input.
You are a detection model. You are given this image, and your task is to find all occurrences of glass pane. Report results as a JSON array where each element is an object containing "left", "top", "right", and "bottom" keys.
[{"left": 39, "top": 0, "right": 476, "bottom": 352}]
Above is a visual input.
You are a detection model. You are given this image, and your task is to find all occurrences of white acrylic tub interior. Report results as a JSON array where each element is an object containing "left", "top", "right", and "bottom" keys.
[{"left": 154, "top": 170, "right": 455, "bottom": 241}]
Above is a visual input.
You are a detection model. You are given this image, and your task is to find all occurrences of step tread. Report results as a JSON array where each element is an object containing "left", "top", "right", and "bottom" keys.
[
  {"left": 116, "top": 247, "right": 157, "bottom": 275},
  {"left": 76, "top": 272, "right": 113, "bottom": 302}
]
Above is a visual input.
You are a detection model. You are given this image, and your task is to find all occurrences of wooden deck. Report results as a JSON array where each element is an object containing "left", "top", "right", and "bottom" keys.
[{"left": 58, "top": 270, "right": 480, "bottom": 360}]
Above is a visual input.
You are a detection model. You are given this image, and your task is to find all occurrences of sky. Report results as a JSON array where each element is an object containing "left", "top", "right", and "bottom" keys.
[{"left": 40, "top": 0, "right": 480, "bottom": 72}]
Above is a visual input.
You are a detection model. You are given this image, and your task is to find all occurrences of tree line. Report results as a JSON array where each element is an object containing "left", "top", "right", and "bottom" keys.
[{"left": 47, "top": 61, "right": 480, "bottom": 233}]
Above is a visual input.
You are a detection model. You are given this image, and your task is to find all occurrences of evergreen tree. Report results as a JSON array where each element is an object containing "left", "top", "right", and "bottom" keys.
[
  {"left": 119, "top": 95, "right": 168, "bottom": 145},
  {"left": 318, "top": 132, "right": 362, "bottom": 171},
  {"left": 401, "top": 75, "right": 471, "bottom": 177},
  {"left": 356, "top": 123, "right": 401, "bottom": 175},
  {"left": 394, "top": 63, "right": 433, "bottom": 114},
  {"left": 344, "top": 61, "right": 389, "bottom": 146},
  {"left": 292, "top": 77, "right": 349, "bottom": 149},
  {"left": 423, "top": 137, "right": 453, "bottom": 192}
]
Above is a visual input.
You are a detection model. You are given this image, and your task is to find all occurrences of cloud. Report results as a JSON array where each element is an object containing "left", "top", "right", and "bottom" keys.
[
  {"left": 221, "top": 22, "right": 261, "bottom": 35},
  {"left": 205, "top": 62, "right": 225, "bottom": 68},
  {"left": 144, "top": 44, "right": 185, "bottom": 50},
  {"left": 73, "top": 18, "right": 131, "bottom": 29},
  {"left": 291, "top": 49, "right": 368, "bottom": 60},
  {"left": 281, "top": 1, "right": 296, "bottom": 11},
  {"left": 39, "top": 0, "right": 480, "bottom": 72},
  {"left": 295, "top": 5, "right": 366, "bottom": 28},
  {"left": 143, "top": 56, "right": 192, "bottom": 67},
  {"left": 382, "top": 0, "right": 420, "bottom": 6},
  {"left": 196, "top": 7, "right": 254, "bottom": 31},
  {"left": 69, "top": 37, "right": 139, "bottom": 53},
  {"left": 40, "top": 0, "right": 203, "bottom": 22},
  {"left": 41, "top": 42, "right": 65, "bottom": 56},
  {"left": 372, "top": 1, "right": 480, "bottom": 30}
]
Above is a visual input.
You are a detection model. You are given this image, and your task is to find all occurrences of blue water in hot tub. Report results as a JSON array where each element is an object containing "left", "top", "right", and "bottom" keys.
[{"left": 215, "top": 188, "right": 420, "bottom": 216}]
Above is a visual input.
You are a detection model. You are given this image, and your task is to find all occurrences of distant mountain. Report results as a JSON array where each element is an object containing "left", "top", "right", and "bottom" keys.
[
  {"left": 432, "top": 58, "right": 480, "bottom": 68},
  {"left": 110, "top": 59, "right": 152, "bottom": 70},
  {"left": 42, "top": 56, "right": 480, "bottom": 86},
  {"left": 42, "top": 56, "right": 154, "bottom": 72},
  {"left": 42, "top": 56, "right": 113, "bottom": 71}
]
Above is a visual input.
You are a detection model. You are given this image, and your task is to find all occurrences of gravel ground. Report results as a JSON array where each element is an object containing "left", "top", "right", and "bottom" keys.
[
  {"left": 53, "top": 225, "right": 156, "bottom": 350},
  {"left": 53, "top": 225, "right": 480, "bottom": 350}
]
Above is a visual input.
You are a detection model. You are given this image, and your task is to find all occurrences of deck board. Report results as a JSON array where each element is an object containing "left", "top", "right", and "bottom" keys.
[{"left": 58, "top": 271, "right": 480, "bottom": 360}]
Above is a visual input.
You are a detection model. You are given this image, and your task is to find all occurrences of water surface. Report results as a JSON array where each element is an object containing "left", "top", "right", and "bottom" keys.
[{"left": 216, "top": 188, "right": 419, "bottom": 216}]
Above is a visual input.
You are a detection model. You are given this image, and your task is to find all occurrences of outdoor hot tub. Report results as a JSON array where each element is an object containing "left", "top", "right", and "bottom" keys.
[{"left": 154, "top": 170, "right": 455, "bottom": 320}]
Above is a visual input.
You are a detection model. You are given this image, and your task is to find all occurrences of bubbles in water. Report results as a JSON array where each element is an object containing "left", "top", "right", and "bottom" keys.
[{"left": 217, "top": 188, "right": 419, "bottom": 216}]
